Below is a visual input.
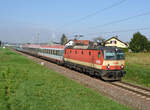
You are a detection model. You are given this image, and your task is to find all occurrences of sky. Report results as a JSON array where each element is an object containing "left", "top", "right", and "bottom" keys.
[{"left": 0, "top": 0, "right": 150, "bottom": 43}]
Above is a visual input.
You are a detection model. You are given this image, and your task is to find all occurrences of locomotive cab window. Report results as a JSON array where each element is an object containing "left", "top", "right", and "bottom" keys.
[
  {"left": 104, "top": 50, "right": 125, "bottom": 60},
  {"left": 98, "top": 52, "right": 101, "bottom": 58}
]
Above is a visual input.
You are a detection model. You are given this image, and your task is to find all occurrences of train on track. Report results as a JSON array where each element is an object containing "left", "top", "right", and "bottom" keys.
[{"left": 15, "top": 40, "right": 126, "bottom": 81}]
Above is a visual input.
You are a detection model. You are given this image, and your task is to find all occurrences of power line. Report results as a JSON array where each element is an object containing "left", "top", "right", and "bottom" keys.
[
  {"left": 56, "top": 0, "right": 127, "bottom": 30},
  {"left": 66, "top": 11, "right": 150, "bottom": 37},
  {"left": 57, "top": 2, "right": 150, "bottom": 40},
  {"left": 89, "top": 11, "right": 150, "bottom": 29},
  {"left": 69, "top": 11, "right": 150, "bottom": 37},
  {"left": 71, "top": 0, "right": 127, "bottom": 23},
  {"left": 83, "top": 27, "right": 150, "bottom": 36}
]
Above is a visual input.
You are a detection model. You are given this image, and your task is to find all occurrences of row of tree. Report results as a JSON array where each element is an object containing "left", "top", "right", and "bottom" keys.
[
  {"left": 60, "top": 32, "right": 150, "bottom": 52},
  {"left": 0, "top": 41, "right": 2, "bottom": 47},
  {"left": 60, "top": 34, "right": 68, "bottom": 45},
  {"left": 129, "top": 32, "right": 150, "bottom": 52}
]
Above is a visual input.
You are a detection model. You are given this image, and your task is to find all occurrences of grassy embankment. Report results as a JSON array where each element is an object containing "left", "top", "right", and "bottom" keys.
[
  {"left": 123, "top": 52, "right": 150, "bottom": 88},
  {"left": 0, "top": 48, "right": 131, "bottom": 110}
]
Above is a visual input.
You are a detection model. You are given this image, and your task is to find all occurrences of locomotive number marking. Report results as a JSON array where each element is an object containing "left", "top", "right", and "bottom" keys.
[{"left": 96, "top": 60, "right": 101, "bottom": 64}]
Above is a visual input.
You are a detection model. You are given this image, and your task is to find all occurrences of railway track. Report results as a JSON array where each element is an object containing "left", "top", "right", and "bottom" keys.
[
  {"left": 15, "top": 49, "right": 150, "bottom": 99},
  {"left": 14, "top": 49, "right": 150, "bottom": 110},
  {"left": 110, "top": 81, "right": 150, "bottom": 99}
]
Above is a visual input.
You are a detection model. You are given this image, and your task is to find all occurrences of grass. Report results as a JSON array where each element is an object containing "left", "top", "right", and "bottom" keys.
[
  {"left": 123, "top": 52, "right": 150, "bottom": 88},
  {"left": 0, "top": 48, "right": 131, "bottom": 110}
]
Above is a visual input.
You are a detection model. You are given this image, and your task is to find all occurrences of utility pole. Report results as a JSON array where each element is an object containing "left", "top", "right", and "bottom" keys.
[{"left": 37, "top": 32, "right": 40, "bottom": 44}]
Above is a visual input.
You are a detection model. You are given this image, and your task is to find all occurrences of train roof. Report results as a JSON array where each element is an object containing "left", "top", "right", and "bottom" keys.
[
  {"left": 22, "top": 44, "right": 65, "bottom": 49},
  {"left": 94, "top": 45, "right": 122, "bottom": 51},
  {"left": 22, "top": 44, "right": 41, "bottom": 48},
  {"left": 40, "top": 45, "right": 64, "bottom": 49},
  {"left": 65, "top": 40, "right": 123, "bottom": 51},
  {"left": 66, "top": 45, "right": 122, "bottom": 51}
]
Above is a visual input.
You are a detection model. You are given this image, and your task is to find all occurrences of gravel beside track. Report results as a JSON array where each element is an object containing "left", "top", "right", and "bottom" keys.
[
  {"left": 14, "top": 50, "right": 150, "bottom": 110},
  {"left": 111, "top": 82, "right": 150, "bottom": 98}
]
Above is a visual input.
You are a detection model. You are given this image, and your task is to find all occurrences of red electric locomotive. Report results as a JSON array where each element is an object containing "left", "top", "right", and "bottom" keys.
[{"left": 64, "top": 40, "right": 126, "bottom": 80}]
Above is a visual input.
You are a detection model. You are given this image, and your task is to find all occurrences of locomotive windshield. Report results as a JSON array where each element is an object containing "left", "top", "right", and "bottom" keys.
[{"left": 104, "top": 50, "right": 125, "bottom": 60}]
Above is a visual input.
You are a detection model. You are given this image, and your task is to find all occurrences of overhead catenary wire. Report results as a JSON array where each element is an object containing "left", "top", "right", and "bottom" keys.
[
  {"left": 89, "top": 11, "right": 150, "bottom": 29},
  {"left": 83, "top": 27, "right": 150, "bottom": 36},
  {"left": 66, "top": 11, "right": 150, "bottom": 37},
  {"left": 56, "top": 0, "right": 127, "bottom": 30}
]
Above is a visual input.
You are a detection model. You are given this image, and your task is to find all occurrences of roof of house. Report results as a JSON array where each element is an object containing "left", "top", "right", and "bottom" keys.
[
  {"left": 105, "top": 36, "right": 128, "bottom": 46},
  {"left": 73, "top": 40, "right": 90, "bottom": 45}
]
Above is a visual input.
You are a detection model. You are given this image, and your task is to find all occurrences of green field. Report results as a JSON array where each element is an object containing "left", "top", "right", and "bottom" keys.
[
  {"left": 0, "top": 48, "right": 131, "bottom": 110},
  {"left": 123, "top": 52, "right": 150, "bottom": 88}
]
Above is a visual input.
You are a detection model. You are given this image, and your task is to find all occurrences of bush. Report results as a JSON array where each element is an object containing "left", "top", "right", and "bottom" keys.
[{"left": 121, "top": 48, "right": 129, "bottom": 52}]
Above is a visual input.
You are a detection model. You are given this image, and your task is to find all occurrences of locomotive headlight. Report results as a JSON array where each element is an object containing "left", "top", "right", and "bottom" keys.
[
  {"left": 107, "top": 64, "right": 110, "bottom": 69},
  {"left": 121, "top": 65, "right": 124, "bottom": 69}
]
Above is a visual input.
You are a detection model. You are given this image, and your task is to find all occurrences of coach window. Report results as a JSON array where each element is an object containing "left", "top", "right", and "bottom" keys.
[
  {"left": 55, "top": 50, "right": 56, "bottom": 55},
  {"left": 53, "top": 50, "right": 54, "bottom": 55},
  {"left": 53, "top": 50, "right": 55, "bottom": 55},
  {"left": 89, "top": 51, "right": 91, "bottom": 56},
  {"left": 70, "top": 50, "right": 72, "bottom": 53},
  {"left": 57, "top": 50, "right": 59, "bottom": 55},
  {"left": 98, "top": 52, "right": 101, "bottom": 58},
  {"left": 55, "top": 50, "right": 57, "bottom": 55}
]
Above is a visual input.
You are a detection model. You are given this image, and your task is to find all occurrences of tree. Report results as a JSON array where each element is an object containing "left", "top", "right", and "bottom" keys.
[
  {"left": 93, "top": 36, "right": 105, "bottom": 43},
  {"left": 0, "top": 41, "right": 1, "bottom": 47},
  {"left": 147, "top": 41, "right": 150, "bottom": 52},
  {"left": 61, "top": 34, "right": 68, "bottom": 45},
  {"left": 129, "top": 32, "right": 149, "bottom": 52}
]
